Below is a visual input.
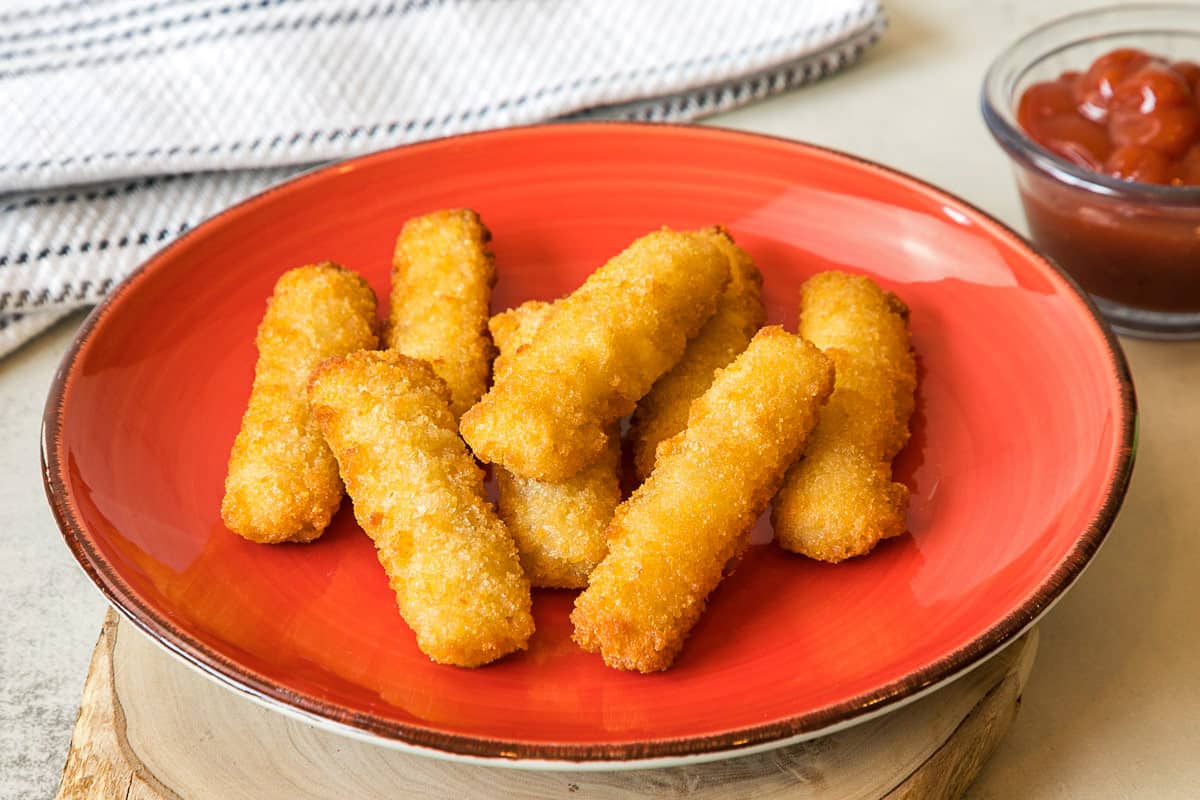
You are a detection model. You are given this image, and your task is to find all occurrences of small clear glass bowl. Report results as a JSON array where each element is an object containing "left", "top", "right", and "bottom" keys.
[{"left": 982, "top": 3, "right": 1200, "bottom": 340}]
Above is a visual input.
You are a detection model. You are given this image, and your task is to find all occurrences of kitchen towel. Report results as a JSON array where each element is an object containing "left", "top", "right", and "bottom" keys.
[{"left": 0, "top": 0, "right": 885, "bottom": 356}]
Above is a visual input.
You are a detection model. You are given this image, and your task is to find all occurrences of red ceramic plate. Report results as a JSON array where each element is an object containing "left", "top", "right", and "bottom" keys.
[{"left": 44, "top": 123, "right": 1135, "bottom": 768}]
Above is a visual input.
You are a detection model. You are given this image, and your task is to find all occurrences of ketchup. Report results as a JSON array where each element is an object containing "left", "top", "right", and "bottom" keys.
[
  {"left": 1018, "top": 48, "right": 1200, "bottom": 186},
  {"left": 1009, "top": 48, "right": 1200, "bottom": 320}
]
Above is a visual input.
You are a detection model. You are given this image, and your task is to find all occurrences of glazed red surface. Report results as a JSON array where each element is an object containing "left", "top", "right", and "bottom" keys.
[
  {"left": 48, "top": 124, "right": 1132, "bottom": 759},
  {"left": 1018, "top": 48, "right": 1200, "bottom": 184}
]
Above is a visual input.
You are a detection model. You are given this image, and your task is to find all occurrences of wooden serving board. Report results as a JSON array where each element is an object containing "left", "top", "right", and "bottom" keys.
[{"left": 57, "top": 611, "right": 1036, "bottom": 799}]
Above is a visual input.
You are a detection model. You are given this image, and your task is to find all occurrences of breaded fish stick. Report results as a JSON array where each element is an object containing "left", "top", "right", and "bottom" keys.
[
  {"left": 308, "top": 351, "right": 533, "bottom": 667},
  {"left": 221, "top": 263, "right": 378, "bottom": 544},
  {"left": 385, "top": 209, "right": 496, "bottom": 418},
  {"left": 490, "top": 301, "right": 621, "bottom": 588},
  {"left": 772, "top": 271, "right": 916, "bottom": 563},
  {"left": 461, "top": 229, "right": 728, "bottom": 482},
  {"left": 571, "top": 327, "right": 834, "bottom": 672},
  {"left": 628, "top": 226, "right": 765, "bottom": 481}
]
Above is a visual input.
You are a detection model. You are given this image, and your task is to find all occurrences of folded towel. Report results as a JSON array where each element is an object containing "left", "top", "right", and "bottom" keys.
[{"left": 0, "top": 0, "right": 884, "bottom": 356}]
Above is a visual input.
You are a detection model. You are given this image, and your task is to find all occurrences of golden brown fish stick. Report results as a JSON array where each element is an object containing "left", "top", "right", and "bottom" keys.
[
  {"left": 308, "top": 351, "right": 533, "bottom": 667},
  {"left": 628, "top": 226, "right": 765, "bottom": 481},
  {"left": 385, "top": 209, "right": 496, "bottom": 418},
  {"left": 461, "top": 229, "right": 728, "bottom": 482},
  {"left": 488, "top": 300, "right": 555, "bottom": 386},
  {"left": 490, "top": 301, "right": 621, "bottom": 589},
  {"left": 571, "top": 327, "right": 834, "bottom": 672},
  {"left": 794, "top": 271, "right": 916, "bottom": 438},
  {"left": 221, "top": 263, "right": 378, "bottom": 544},
  {"left": 772, "top": 271, "right": 917, "bottom": 563}
]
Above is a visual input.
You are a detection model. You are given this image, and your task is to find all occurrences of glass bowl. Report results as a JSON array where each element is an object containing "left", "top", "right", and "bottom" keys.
[{"left": 983, "top": 3, "right": 1200, "bottom": 340}]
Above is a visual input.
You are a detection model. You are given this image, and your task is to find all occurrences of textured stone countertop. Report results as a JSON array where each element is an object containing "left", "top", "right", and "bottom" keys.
[{"left": 6, "top": 1, "right": 1200, "bottom": 797}]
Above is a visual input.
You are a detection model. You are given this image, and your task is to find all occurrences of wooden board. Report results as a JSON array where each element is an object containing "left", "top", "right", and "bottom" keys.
[{"left": 57, "top": 611, "right": 1036, "bottom": 799}]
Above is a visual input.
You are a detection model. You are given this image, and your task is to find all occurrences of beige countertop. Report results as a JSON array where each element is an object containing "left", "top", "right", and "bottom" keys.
[{"left": 5, "top": 1, "right": 1198, "bottom": 797}]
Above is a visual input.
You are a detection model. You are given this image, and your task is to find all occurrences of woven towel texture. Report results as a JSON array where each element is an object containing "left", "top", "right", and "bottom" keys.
[{"left": 0, "top": 0, "right": 884, "bottom": 356}]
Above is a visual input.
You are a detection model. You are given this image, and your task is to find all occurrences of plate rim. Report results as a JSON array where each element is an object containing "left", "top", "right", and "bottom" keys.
[{"left": 41, "top": 121, "right": 1138, "bottom": 766}]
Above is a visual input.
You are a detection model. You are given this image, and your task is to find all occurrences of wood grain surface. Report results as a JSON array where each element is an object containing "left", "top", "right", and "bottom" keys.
[{"left": 56, "top": 611, "right": 1036, "bottom": 799}]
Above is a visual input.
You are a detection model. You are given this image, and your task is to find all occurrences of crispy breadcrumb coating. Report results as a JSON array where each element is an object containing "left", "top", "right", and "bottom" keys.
[
  {"left": 308, "top": 350, "right": 533, "bottom": 667},
  {"left": 221, "top": 263, "right": 378, "bottom": 544},
  {"left": 772, "top": 271, "right": 916, "bottom": 563},
  {"left": 571, "top": 327, "right": 834, "bottom": 672},
  {"left": 490, "top": 301, "right": 620, "bottom": 588},
  {"left": 460, "top": 229, "right": 728, "bottom": 482},
  {"left": 488, "top": 300, "right": 554, "bottom": 386},
  {"left": 385, "top": 209, "right": 496, "bottom": 418},
  {"left": 628, "top": 226, "right": 765, "bottom": 481}
]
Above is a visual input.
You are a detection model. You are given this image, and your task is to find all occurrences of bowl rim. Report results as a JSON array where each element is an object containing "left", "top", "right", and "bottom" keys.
[
  {"left": 981, "top": 1, "right": 1200, "bottom": 201},
  {"left": 41, "top": 121, "right": 1139, "bottom": 767}
]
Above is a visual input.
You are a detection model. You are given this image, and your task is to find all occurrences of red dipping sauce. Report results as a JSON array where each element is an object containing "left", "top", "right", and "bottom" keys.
[
  {"left": 1018, "top": 49, "right": 1200, "bottom": 185},
  {"left": 1008, "top": 48, "right": 1200, "bottom": 325}
]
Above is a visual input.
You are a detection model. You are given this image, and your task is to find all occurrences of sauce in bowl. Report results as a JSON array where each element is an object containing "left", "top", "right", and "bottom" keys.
[
  {"left": 1019, "top": 49, "right": 1200, "bottom": 185},
  {"left": 1010, "top": 48, "right": 1200, "bottom": 325}
]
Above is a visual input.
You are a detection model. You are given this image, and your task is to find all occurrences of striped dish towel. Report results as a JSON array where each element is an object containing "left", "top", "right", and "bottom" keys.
[{"left": 0, "top": 0, "right": 885, "bottom": 357}]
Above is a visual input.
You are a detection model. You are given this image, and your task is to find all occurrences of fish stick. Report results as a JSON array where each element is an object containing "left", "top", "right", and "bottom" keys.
[
  {"left": 490, "top": 301, "right": 621, "bottom": 589},
  {"left": 488, "top": 300, "right": 555, "bottom": 386},
  {"left": 628, "top": 226, "right": 765, "bottom": 481},
  {"left": 571, "top": 327, "right": 834, "bottom": 672},
  {"left": 385, "top": 209, "right": 496, "bottom": 418},
  {"left": 308, "top": 350, "right": 533, "bottom": 667},
  {"left": 221, "top": 263, "right": 378, "bottom": 544},
  {"left": 772, "top": 271, "right": 916, "bottom": 563},
  {"left": 461, "top": 229, "right": 728, "bottom": 482}
]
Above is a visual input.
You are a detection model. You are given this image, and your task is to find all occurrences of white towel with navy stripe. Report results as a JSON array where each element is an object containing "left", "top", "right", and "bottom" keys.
[{"left": 0, "top": 0, "right": 885, "bottom": 356}]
